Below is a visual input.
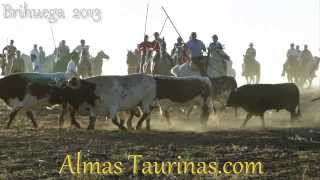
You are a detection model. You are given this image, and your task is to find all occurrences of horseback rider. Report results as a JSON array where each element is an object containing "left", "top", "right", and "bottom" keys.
[
  {"left": 151, "top": 32, "right": 166, "bottom": 74},
  {"left": 38, "top": 46, "right": 46, "bottom": 73},
  {"left": 2, "top": 40, "right": 17, "bottom": 75},
  {"left": 208, "top": 34, "right": 230, "bottom": 60},
  {"left": 55, "top": 40, "right": 70, "bottom": 61},
  {"left": 138, "top": 35, "right": 153, "bottom": 73},
  {"left": 281, "top": 43, "right": 299, "bottom": 76},
  {"left": 300, "top": 45, "right": 314, "bottom": 77},
  {"left": 300, "top": 45, "right": 313, "bottom": 65},
  {"left": 11, "top": 50, "right": 25, "bottom": 73},
  {"left": 171, "top": 37, "right": 188, "bottom": 65},
  {"left": 245, "top": 43, "right": 256, "bottom": 61},
  {"left": 74, "top": 39, "right": 90, "bottom": 58},
  {"left": 242, "top": 43, "right": 256, "bottom": 76},
  {"left": 30, "top": 44, "right": 40, "bottom": 72},
  {"left": 296, "top": 45, "right": 301, "bottom": 58},
  {"left": 74, "top": 39, "right": 91, "bottom": 77},
  {"left": 186, "top": 32, "right": 207, "bottom": 76}
]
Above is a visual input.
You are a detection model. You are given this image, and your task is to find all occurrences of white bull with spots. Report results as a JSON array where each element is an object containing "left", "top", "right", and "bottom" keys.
[{"left": 50, "top": 74, "right": 157, "bottom": 130}]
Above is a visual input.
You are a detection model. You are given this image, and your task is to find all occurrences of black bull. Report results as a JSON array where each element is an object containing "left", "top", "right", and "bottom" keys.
[{"left": 227, "top": 83, "right": 301, "bottom": 127}]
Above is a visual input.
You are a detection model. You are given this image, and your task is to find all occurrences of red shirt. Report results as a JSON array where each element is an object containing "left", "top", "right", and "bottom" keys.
[
  {"left": 151, "top": 40, "right": 161, "bottom": 51},
  {"left": 138, "top": 41, "right": 153, "bottom": 53}
]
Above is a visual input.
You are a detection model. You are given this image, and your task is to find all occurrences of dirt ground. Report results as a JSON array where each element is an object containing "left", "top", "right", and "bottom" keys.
[{"left": 0, "top": 89, "right": 320, "bottom": 179}]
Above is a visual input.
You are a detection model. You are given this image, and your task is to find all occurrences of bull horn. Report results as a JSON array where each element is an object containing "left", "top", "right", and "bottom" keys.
[{"left": 67, "top": 77, "right": 81, "bottom": 89}]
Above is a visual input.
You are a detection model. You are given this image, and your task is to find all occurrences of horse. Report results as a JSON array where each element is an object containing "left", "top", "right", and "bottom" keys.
[
  {"left": 171, "top": 45, "right": 189, "bottom": 66},
  {"left": 91, "top": 50, "right": 110, "bottom": 76},
  {"left": 242, "top": 55, "right": 260, "bottom": 84},
  {"left": 282, "top": 57, "right": 300, "bottom": 84},
  {"left": 77, "top": 48, "right": 92, "bottom": 78},
  {"left": 126, "top": 50, "right": 139, "bottom": 74},
  {"left": 151, "top": 51, "right": 174, "bottom": 76},
  {"left": 297, "top": 56, "right": 320, "bottom": 88},
  {"left": 21, "top": 54, "right": 33, "bottom": 73}
]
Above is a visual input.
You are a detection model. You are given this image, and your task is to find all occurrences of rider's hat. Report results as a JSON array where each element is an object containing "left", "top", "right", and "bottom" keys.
[{"left": 154, "top": 32, "right": 160, "bottom": 36}]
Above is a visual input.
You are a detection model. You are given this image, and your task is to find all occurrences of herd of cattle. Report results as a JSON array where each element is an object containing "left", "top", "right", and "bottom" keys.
[{"left": 0, "top": 72, "right": 314, "bottom": 131}]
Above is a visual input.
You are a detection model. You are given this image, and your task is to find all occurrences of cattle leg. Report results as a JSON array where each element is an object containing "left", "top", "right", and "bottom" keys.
[
  {"left": 186, "top": 106, "right": 194, "bottom": 119},
  {"left": 146, "top": 115, "right": 151, "bottom": 131},
  {"left": 241, "top": 113, "right": 253, "bottom": 128},
  {"left": 200, "top": 104, "right": 210, "bottom": 126},
  {"left": 70, "top": 110, "right": 81, "bottom": 129},
  {"left": 26, "top": 111, "right": 38, "bottom": 128},
  {"left": 6, "top": 109, "right": 21, "bottom": 129},
  {"left": 234, "top": 107, "right": 238, "bottom": 117},
  {"left": 87, "top": 116, "right": 96, "bottom": 130},
  {"left": 260, "top": 114, "right": 266, "bottom": 128},
  {"left": 111, "top": 117, "right": 127, "bottom": 131},
  {"left": 126, "top": 113, "right": 134, "bottom": 130},
  {"left": 136, "top": 113, "right": 149, "bottom": 130},
  {"left": 163, "top": 110, "right": 172, "bottom": 126},
  {"left": 58, "top": 104, "right": 67, "bottom": 129}
]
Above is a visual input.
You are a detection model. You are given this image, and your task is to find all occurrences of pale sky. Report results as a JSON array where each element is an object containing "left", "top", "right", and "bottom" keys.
[{"left": 0, "top": 0, "right": 319, "bottom": 85}]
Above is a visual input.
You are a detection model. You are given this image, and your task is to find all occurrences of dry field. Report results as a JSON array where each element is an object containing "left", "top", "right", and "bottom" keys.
[{"left": 0, "top": 89, "right": 320, "bottom": 179}]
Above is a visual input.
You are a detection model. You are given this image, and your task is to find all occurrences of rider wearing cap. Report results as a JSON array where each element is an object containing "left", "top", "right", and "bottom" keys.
[{"left": 186, "top": 32, "right": 207, "bottom": 76}]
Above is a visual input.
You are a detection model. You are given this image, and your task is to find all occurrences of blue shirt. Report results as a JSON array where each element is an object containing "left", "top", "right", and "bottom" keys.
[{"left": 186, "top": 39, "right": 206, "bottom": 58}]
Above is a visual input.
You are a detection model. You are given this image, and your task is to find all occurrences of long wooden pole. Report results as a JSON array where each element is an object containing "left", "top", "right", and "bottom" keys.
[
  {"left": 159, "top": 17, "right": 168, "bottom": 36},
  {"left": 144, "top": 3, "right": 150, "bottom": 37},
  {"left": 161, "top": 6, "right": 183, "bottom": 41}
]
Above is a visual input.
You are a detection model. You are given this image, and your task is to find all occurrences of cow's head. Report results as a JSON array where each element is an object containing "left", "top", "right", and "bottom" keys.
[{"left": 226, "top": 90, "right": 239, "bottom": 107}]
